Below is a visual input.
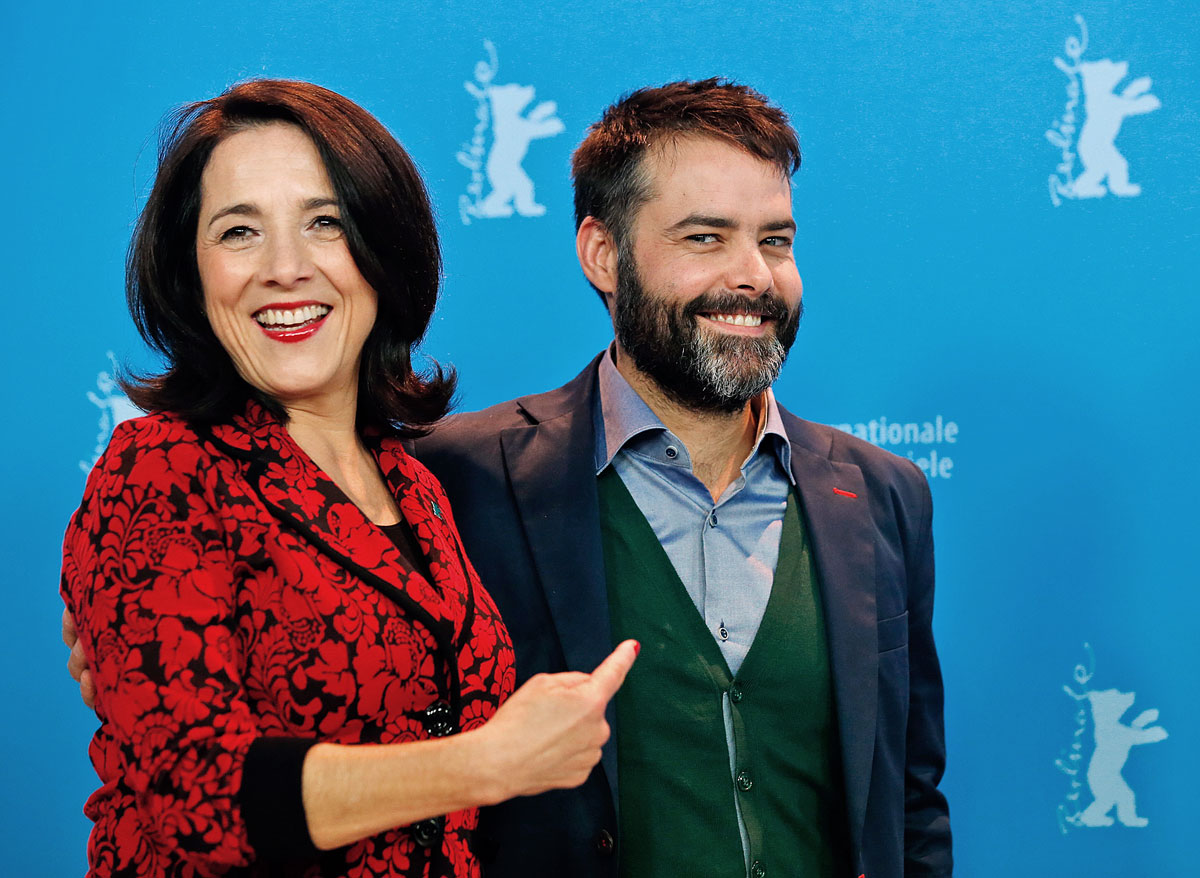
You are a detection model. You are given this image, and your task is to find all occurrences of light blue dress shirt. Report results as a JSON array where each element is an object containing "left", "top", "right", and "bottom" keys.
[
  {"left": 593, "top": 349, "right": 795, "bottom": 875},
  {"left": 594, "top": 350, "right": 794, "bottom": 675}
]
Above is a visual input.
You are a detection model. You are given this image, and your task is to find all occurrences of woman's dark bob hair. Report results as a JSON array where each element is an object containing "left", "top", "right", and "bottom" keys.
[{"left": 123, "top": 78, "right": 454, "bottom": 433}]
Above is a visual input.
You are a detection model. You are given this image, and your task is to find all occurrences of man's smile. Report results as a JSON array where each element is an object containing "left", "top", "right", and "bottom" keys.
[
  {"left": 704, "top": 312, "right": 764, "bottom": 327},
  {"left": 698, "top": 311, "right": 772, "bottom": 335}
]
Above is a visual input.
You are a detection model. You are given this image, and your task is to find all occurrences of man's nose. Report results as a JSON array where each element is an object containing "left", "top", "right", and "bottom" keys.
[
  {"left": 258, "top": 232, "right": 315, "bottom": 289},
  {"left": 725, "top": 242, "right": 772, "bottom": 294}
]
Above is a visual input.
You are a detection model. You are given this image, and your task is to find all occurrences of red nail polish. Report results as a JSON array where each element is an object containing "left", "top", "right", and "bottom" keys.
[{"left": 633, "top": 641, "right": 641, "bottom": 656}]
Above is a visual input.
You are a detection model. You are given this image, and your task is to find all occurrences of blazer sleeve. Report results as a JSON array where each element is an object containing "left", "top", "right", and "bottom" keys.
[
  {"left": 901, "top": 463, "right": 953, "bottom": 875},
  {"left": 61, "top": 419, "right": 264, "bottom": 875}
]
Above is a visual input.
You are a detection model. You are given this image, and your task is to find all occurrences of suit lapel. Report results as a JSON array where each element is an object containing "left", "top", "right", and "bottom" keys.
[
  {"left": 786, "top": 425, "right": 877, "bottom": 858},
  {"left": 498, "top": 363, "right": 619, "bottom": 803}
]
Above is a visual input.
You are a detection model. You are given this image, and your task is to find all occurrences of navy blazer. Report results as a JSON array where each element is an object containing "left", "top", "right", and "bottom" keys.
[{"left": 413, "top": 355, "right": 952, "bottom": 878}]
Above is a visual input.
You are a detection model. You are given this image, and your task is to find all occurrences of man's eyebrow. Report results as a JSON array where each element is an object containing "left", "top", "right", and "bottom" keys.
[
  {"left": 666, "top": 215, "right": 797, "bottom": 235},
  {"left": 667, "top": 214, "right": 736, "bottom": 232}
]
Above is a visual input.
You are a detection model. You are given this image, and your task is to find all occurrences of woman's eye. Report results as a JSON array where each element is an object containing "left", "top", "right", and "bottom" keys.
[
  {"left": 217, "top": 225, "right": 260, "bottom": 247},
  {"left": 311, "top": 215, "right": 344, "bottom": 236},
  {"left": 219, "top": 225, "right": 254, "bottom": 241}
]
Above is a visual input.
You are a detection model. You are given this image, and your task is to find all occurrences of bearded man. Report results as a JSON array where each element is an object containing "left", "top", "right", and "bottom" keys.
[{"left": 416, "top": 80, "right": 953, "bottom": 878}]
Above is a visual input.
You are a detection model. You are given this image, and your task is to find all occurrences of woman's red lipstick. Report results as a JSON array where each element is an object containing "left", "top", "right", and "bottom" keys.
[{"left": 252, "top": 301, "right": 331, "bottom": 344}]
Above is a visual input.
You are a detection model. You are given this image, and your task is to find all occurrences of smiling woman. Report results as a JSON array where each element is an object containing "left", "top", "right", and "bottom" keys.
[
  {"left": 124, "top": 79, "right": 448, "bottom": 431},
  {"left": 60, "top": 80, "right": 638, "bottom": 878},
  {"left": 195, "top": 123, "right": 379, "bottom": 413}
]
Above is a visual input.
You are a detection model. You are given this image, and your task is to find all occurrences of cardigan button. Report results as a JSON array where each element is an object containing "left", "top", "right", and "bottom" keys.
[
  {"left": 594, "top": 828, "right": 615, "bottom": 856},
  {"left": 736, "top": 770, "right": 754, "bottom": 792},
  {"left": 751, "top": 859, "right": 767, "bottom": 878},
  {"left": 729, "top": 682, "right": 744, "bottom": 703},
  {"left": 411, "top": 816, "right": 445, "bottom": 847}
]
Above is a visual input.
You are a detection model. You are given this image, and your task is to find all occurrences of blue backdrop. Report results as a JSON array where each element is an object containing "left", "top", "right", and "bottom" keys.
[{"left": 3, "top": 1, "right": 1196, "bottom": 873}]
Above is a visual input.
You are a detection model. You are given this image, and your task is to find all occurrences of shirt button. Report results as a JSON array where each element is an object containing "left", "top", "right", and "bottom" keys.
[
  {"left": 718, "top": 624, "right": 729, "bottom": 641},
  {"left": 736, "top": 770, "right": 754, "bottom": 792},
  {"left": 708, "top": 511, "right": 718, "bottom": 526},
  {"left": 751, "top": 860, "right": 767, "bottom": 878},
  {"left": 729, "top": 683, "right": 744, "bottom": 703},
  {"left": 594, "top": 828, "right": 615, "bottom": 856},
  {"left": 664, "top": 445, "right": 678, "bottom": 459}
]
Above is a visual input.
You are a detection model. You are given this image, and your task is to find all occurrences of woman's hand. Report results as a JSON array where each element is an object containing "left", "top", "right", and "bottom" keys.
[
  {"left": 62, "top": 608, "right": 96, "bottom": 709},
  {"left": 470, "top": 639, "right": 640, "bottom": 802},
  {"left": 301, "top": 640, "right": 639, "bottom": 849}
]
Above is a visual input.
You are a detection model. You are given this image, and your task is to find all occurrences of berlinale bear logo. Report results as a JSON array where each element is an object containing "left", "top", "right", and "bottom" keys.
[
  {"left": 458, "top": 40, "right": 565, "bottom": 224},
  {"left": 1046, "top": 15, "right": 1161, "bottom": 205},
  {"left": 81, "top": 352, "right": 141, "bottom": 473},
  {"left": 1056, "top": 644, "right": 1168, "bottom": 832}
]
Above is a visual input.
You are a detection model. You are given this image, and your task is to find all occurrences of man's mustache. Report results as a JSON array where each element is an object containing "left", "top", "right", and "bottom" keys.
[{"left": 682, "top": 291, "right": 801, "bottom": 323}]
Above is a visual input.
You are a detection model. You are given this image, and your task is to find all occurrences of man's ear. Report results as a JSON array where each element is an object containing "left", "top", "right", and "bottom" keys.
[{"left": 576, "top": 216, "right": 619, "bottom": 307}]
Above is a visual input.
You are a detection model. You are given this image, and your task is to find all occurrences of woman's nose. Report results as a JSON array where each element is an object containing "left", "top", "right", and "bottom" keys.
[{"left": 258, "top": 232, "right": 314, "bottom": 289}]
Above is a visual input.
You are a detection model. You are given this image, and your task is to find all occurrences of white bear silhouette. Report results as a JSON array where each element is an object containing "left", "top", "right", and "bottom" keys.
[
  {"left": 81, "top": 355, "right": 143, "bottom": 473},
  {"left": 1078, "top": 688, "right": 1167, "bottom": 827},
  {"left": 472, "top": 83, "right": 564, "bottom": 219},
  {"left": 1071, "top": 59, "right": 1160, "bottom": 198}
]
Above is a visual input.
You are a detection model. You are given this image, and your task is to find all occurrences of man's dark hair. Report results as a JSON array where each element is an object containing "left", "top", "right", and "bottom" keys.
[
  {"left": 571, "top": 78, "right": 801, "bottom": 301},
  {"left": 123, "top": 78, "right": 454, "bottom": 434}
]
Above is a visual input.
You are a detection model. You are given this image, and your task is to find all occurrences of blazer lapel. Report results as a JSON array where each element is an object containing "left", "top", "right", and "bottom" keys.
[
  {"left": 498, "top": 362, "right": 619, "bottom": 803},
  {"left": 207, "top": 404, "right": 453, "bottom": 632},
  {"left": 374, "top": 437, "right": 478, "bottom": 635},
  {"left": 786, "top": 425, "right": 877, "bottom": 859}
]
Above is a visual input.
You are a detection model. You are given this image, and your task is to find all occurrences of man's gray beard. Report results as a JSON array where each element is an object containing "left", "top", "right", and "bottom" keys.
[
  {"left": 613, "top": 251, "right": 799, "bottom": 414},
  {"left": 685, "top": 325, "right": 787, "bottom": 409}
]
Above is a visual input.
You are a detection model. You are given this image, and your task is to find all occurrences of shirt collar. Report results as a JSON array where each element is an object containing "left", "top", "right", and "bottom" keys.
[{"left": 593, "top": 345, "right": 793, "bottom": 482}]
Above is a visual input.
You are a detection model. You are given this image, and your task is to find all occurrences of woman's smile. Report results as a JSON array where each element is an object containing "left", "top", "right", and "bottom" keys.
[{"left": 252, "top": 301, "right": 333, "bottom": 342}]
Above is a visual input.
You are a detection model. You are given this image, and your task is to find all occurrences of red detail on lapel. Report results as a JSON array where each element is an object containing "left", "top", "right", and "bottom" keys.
[{"left": 833, "top": 487, "right": 858, "bottom": 498}]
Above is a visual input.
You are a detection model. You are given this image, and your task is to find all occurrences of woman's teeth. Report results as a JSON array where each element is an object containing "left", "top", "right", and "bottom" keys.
[{"left": 254, "top": 304, "right": 331, "bottom": 327}]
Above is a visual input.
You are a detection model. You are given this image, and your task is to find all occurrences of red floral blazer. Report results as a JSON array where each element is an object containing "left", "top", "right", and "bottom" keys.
[{"left": 61, "top": 401, "right": 516, "bottom": 878}]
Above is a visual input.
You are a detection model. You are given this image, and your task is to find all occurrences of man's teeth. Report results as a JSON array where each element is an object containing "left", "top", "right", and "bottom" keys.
[
  {"left": 255, "top": 304, "right": 331, "bottom": 327},
  {"left": 708, "top": 313, "right": 762, "bottom": 327}
]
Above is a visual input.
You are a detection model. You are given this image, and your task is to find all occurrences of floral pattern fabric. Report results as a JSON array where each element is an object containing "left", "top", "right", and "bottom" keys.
[{"left": 61, "top": 401, "right": 516, "bottom": 877}]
